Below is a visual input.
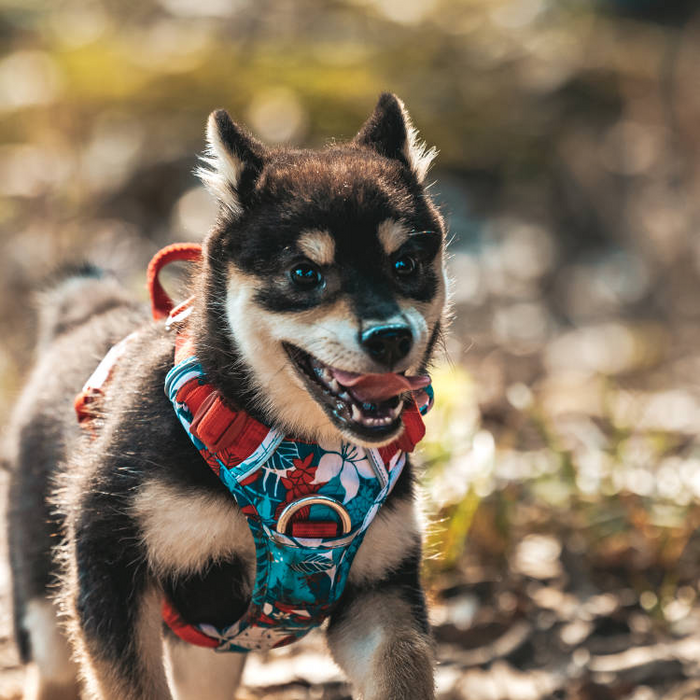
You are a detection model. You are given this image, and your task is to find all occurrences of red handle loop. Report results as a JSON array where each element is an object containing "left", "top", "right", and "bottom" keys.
[{"left": 147, "top": 243, "right": 203, "bottom": 320}]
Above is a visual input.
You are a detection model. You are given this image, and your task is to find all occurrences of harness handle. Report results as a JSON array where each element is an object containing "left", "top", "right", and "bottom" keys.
[{"left": 147, "top": 243, "right": 203, "bottom": 320}]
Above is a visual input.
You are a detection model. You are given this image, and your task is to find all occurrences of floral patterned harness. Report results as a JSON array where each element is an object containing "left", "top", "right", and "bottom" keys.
[{"left": 161, "top": 349, "right": 428, "bottom": 652}]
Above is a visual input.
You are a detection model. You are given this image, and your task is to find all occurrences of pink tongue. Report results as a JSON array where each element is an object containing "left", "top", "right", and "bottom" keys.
[{"left": 331, "top": 369, "right": 430, "bottom": 403}]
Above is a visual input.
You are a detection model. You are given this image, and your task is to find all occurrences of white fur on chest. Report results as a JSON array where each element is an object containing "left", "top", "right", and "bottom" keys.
[
  {"left": 350, "top": 497, "right": 421, "bottom": 585},
  {"left": 132, "top": 480, "right": 255, "bottom": 579}
]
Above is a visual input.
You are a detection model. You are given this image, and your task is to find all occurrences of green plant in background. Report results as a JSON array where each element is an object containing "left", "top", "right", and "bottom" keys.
[
  {"left": 420, "top": 365, "right": 489, "bottom": 574},
  {"left": 419, "top": 350, "right": 700, "bottom": 627}
]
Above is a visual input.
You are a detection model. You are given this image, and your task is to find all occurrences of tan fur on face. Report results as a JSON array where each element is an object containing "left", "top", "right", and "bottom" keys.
[
  {"left": 298, "top": 229, "right": 335, "bottom": 266},
  {"left": 378, "top": 219, "right": 410, "bottom": 256},
  {"left": 132, "top": 480, "right": 254, "bottom": 579},
  {"left": 224, "top": 251, "right": 447, "bottom": 443},
  {"left": 225, "top": 267, "right": 359, "bottom": 443}
]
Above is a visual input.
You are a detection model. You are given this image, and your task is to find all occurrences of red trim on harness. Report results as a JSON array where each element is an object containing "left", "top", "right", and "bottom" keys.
[
  {"left": 189, "top": 391, "right": 249, "bottom": 454},
  {"left": 377, "top": 400, "right": 425, "bottom": 464},
  {"left": 397, "top": 400, "right": 425, "bottom": 452},
  {"left": 147, "top": 243, "right": 203, "bottom": 321},
  {"left": 74, "top": 388, "right": 102, "bottom": 424},
  {"left": 175, "top": 380, "right": 212, "bottom": 416},
  {"left": 161, "top": 598, "right": 219, "bottom": 649},
  {"left": 175, "top": 377, "right": 270, "bottom": 462},
  {"left": 291, "top": 521, "right": 339, "bottom": 538}
]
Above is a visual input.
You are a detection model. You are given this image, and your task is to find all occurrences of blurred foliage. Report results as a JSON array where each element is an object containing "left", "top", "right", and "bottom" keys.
[
  {"left": 422, "top": 366, "right": 700, "bottom": 625},
  {"left": 2, "top": 0, "right": 700, "bottom": 628}
]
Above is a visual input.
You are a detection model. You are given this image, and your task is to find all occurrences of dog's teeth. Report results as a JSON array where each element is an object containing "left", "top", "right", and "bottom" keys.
[
  {"left": 389, "top": 401, "right": 404, "bottom": 419},
  {"left": 329, "top": 378, "right": 340, "bottom": 394},
  {"left": 321, "top": 368, "right": 333, "bottom": 383},
  {"left": 359, "top": 413, "right": 394, "bottom": 428},
  {"left": 338, "top": 391, "right": 351, "bottom": 402},
  {"left": 351, "top": 404, "right": 362, "bottom": 422}
]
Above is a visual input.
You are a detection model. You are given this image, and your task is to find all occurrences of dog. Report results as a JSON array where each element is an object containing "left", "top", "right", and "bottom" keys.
[{"left": 5, "top": 92, "right": 448, "bottom": 700}]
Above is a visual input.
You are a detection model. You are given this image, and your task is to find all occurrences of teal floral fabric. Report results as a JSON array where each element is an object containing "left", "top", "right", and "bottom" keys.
[{"left": 164, "top": 356, "right": 408, "bottom": 653}]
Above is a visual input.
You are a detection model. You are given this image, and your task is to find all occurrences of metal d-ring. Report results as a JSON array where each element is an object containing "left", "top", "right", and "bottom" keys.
[{"left": 276, "top": 495, "right": 352, "bottom": 535}]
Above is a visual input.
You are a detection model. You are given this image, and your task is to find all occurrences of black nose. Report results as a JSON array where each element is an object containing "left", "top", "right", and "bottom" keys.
[{"left": 361, "top": 325, "right": 413, "bottom": 367}]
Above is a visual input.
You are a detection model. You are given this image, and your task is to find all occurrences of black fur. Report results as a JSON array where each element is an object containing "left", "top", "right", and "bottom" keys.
[
  {"left": 162, "top": 558, "right": 251, "bottom": 629},
  {"left": 354, "top": 92, "right": 413, "bottom": 167}
]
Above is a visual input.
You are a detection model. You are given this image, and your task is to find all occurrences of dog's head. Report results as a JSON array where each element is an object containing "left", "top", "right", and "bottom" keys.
[{"left": 196, "top": 93, "right": 448, "bottom": 446}]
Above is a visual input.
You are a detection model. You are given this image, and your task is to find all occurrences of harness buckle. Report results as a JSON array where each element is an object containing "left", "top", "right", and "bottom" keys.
[
  {"left": 276, "top": 496, "right": 352, "bottom": 536},
  {"left": 189, "top": 390, "right": 247, "bottom": 454}
]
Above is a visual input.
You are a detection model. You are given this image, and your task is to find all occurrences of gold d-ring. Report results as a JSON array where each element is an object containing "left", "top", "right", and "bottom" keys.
[{"left": 276, "top": 496, "right": 352, "bottom": 535}]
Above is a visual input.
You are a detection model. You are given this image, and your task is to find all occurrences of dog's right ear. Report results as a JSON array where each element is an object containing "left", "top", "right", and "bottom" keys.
[{"left": 197, "top": 109, "right": 266, "bottom": 216}]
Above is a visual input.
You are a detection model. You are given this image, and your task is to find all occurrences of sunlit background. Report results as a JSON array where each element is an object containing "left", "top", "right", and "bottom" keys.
[{"left": 1, "top": 0, "right": 700, "bottom": 698}]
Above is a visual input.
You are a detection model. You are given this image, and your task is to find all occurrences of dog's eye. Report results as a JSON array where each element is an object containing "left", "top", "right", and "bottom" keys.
[
  {"left": 289, "top": 263, "right": 324, "bottom": 289},
  {"left": 393, "top": 255, "right": 417, "bottom": 277}
]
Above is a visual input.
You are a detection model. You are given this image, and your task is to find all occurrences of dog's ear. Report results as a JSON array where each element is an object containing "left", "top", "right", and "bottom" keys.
[
  {"left": 197, "top": 109, "right": 266, "bottom": 216},
  {"left": 354, "top": 93, "right": 437, "bottom": 183}
]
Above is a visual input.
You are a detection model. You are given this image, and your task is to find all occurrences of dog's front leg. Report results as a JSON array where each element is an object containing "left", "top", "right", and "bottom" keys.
[
  {"left": 69, "top": 581, "right": 169, "bottom": 700},
  {"left": 327, "top": 565, "right": 435, "bottom": 700},
  {"left": 63, "top": 514, "right": 171, "bottom": 700}
]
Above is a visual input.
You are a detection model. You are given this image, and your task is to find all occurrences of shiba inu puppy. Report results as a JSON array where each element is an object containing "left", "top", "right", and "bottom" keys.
[{"left": 5, "top": 93, "right": 448, "bottom": 700}]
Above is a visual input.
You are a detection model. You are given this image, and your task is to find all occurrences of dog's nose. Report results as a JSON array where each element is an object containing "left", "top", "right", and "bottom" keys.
[{"left": 361, "top": 325, "right": 413, "bottom": 367}]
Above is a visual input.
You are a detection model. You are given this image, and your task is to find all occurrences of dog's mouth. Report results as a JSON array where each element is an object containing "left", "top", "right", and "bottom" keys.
[{"left": 283, "top": 343, "right": 429, "bottom": 443}]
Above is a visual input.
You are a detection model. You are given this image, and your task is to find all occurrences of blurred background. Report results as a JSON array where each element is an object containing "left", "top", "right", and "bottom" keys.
[{"left": 1, "top": 0, "right": 700, "bottom": 698}]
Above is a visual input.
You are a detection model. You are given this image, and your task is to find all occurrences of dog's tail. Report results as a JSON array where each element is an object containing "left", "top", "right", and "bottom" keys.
[{"left": 36, "top": 263, "right": 134, "bottom": 352}]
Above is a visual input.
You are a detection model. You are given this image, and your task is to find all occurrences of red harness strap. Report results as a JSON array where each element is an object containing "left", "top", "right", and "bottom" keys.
[
  {"left": 380, "top": 400, "right": 425, "bottom": 461},
  {"left": 162, "top": 601, "right": 219, "bottom": 649},
  {"left": 147, "top": 242, "right": 203, "bottom": 321},
  {"left": 173, "top": 372, "right": 271, "bottom": 472}
]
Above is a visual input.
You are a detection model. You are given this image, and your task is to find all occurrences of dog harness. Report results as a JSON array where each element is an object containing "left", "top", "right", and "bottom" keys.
[{"left": 76, "top": 243, "right": 432, "bottom": 654}]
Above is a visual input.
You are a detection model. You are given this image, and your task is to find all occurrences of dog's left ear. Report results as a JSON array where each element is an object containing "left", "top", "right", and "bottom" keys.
[
  {"left": 354, "top": 93, "right": 437, "bottom": 183},
  {"left": 197, "top": 109, "right": 266, "bottom": 216}
]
